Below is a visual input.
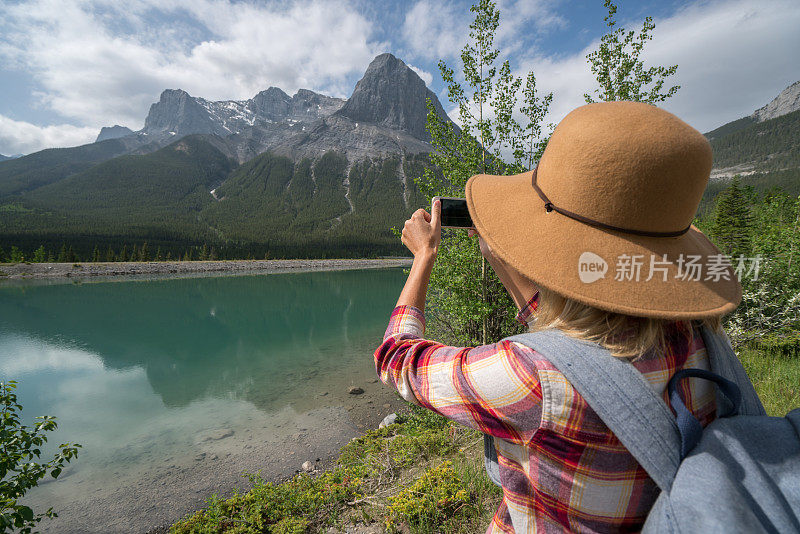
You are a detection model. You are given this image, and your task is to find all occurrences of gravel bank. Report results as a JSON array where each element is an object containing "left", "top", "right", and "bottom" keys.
[{"left": 0, "top": 258, "right": 412, "bottom": 282}]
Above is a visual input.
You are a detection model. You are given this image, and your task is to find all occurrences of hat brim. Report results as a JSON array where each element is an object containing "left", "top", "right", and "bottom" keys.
[{"left": 466, "top": 171, "right": 741, "bottom": 320}]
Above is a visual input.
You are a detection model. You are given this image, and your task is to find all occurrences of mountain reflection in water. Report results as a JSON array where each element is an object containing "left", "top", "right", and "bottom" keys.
[{"left": 0, "top": 268, "right": 405, "bottom": 410}]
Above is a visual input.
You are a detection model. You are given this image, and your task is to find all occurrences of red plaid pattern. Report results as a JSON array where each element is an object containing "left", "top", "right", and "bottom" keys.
[{"left": 374, "top": 293, "right": 717, "bottom": 533}]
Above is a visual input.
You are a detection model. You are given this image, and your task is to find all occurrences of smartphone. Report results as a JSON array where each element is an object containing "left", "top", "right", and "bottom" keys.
[{"left": 433, "top": 196, "right": 473, "bottom": 228}]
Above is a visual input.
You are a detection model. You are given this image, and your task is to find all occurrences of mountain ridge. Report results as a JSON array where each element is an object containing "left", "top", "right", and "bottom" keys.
[{"left": 88, "top": 53, "right": 451, "bottom": 164}]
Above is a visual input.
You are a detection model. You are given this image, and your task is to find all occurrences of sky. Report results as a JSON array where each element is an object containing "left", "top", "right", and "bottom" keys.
[{"left": 0, "top": 0, "right": 798, "bottom": 156}]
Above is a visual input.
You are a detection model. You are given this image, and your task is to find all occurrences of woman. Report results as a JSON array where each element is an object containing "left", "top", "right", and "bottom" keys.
[{"left": 374, "top": 101, "right": 747, "bottom": 532}]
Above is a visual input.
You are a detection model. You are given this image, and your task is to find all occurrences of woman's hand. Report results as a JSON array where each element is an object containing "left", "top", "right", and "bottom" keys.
[
  {"left": 395, "top": 200, "right": 441, "bottom": 310},
  {"left": 401, "top": 200, "right": 441, "bottom": 260}
]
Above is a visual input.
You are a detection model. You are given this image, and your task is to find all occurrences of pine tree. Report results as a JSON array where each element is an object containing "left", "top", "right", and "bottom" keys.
[
  {"left": 92, "top": 246, "right": 101, "bottom": 263},
  {"left": 32, "top": 246, "right": 46, "bottom": 263},
  {"left": 66, "top": 246, "right": 76, "bottom": 263},
  {"left": 140, "top": 242, "right": 150, "bottom": 262},
  {"left": 57, "top": 244, "right": 68, "bottom": 263},
  {"left": 9, "top": 246, "right": 24, "bottom": 263},
  {"left": 0, "top": 245, "right": 5, "bottom": 263},
  {"left": 119, "top": 245, "right": 129, "bottom": 262},
  {"left": 155, "top": 247, "right": 164, "bottom": 261},
  {"left": 199, "top": 244, "right": 209, "bottom": 261},
  {"left": 106, "top": 245, "right": 115, "bottom": 262},
  {"left": 46, "top": 251, "right": 54, "bottom": 262},
  {"left": 712, "top": 176, "right": 753, "bottom": 258}
]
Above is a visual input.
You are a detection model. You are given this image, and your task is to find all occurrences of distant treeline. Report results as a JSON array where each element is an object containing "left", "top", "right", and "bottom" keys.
[{"left": 0, "top": 237, "right": 406, "bottom": 264}]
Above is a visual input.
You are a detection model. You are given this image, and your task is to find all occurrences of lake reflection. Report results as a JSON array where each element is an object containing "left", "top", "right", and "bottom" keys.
[
  {"left": 0, "top": 269, "right": 404, "bottom": 411},
  {"left": 0, "top": 267, "right": 406, "bottom": 513}
]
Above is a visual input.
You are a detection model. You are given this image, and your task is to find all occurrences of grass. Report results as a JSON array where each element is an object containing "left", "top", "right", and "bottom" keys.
[
  {"left": 738, "top": 345, "right": 800, "bottom": 416},
  {"left": 169, "top": 404, "right": 502, "bottom": 534},
  {"left": 170, "top": 346, "right": 798, "bottom": 533}
]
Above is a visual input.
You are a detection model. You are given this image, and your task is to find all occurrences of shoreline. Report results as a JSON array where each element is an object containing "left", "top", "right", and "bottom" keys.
[
  {"left": 0, "top": 258, "right": 412, "bottom": 283},
  {"left": 31, "top": 382, "right": 409, "bottom": 534}
]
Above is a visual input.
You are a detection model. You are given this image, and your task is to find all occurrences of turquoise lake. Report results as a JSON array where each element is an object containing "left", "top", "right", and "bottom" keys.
[{"left": 0, "top": 268, "right": 407, "bottom": 532}]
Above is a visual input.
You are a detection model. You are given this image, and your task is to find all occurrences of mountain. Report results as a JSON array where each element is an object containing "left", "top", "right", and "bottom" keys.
[
  {"left": 0, "top": 137, "right": 143, "bottom": 196},
  {"left": 85, "top": 53, "right": 451, "bottom": 163},
  {"left": 0, "top": 53, "right": 445, "bottom": 259},
  {"left": 701, "top": 81, "right": 800, "bottom": 208},
  {"left": 338, "top": 53, "right": 448, "bottom": 141},
  {"left": 752, "top": 80, "right": 800, "bottom": 122},
  {"left": 705, "top": 81, "right": 800, "bottom": 179},
  {"left": 96, "top": 125, "right": 134, "bottom": 142},
  {"left": 268, "top": 54, "right": 449, "bottom": 161},
  {"left": 706, "top": 80, "right": 800, "bottom": 141}
]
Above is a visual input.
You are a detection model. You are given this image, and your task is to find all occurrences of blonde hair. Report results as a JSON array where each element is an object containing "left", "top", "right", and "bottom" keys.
[{"left": 530, "top": 287, "right": 722, "bottom": 360}]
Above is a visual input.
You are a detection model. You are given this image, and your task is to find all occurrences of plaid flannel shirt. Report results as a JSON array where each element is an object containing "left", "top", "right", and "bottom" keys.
[{"left": 374, "top": 293, "right": 717, "bottom": 533}]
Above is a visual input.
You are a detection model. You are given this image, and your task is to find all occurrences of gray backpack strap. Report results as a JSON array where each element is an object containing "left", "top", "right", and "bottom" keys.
[
  {"left": 506, "top": 329, "right": 682, "bottom": 493},
  {"left": 699, "top": 325, "right": 766, "bottom": 416}
]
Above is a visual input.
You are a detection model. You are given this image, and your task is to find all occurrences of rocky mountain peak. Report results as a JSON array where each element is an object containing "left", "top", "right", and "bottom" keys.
[
  {"left": 96, "top": 125, "right": 134, "bottom": 143},
  {"left": 336, "top": 53, "right": 449, "bottom": 141},
  {"left": 252, "top": 87, "right": 291, "bottom": 120},
  {"left": 143, "top": 88, "right": 222, "bottom": 136},
  {"left": 751, "top": 80, "right": 800, "bottom": 122}
]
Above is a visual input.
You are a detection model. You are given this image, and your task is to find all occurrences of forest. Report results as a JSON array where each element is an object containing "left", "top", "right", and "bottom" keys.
[{"left": 0, "top": 136, "right": 431, "bottom": 260}]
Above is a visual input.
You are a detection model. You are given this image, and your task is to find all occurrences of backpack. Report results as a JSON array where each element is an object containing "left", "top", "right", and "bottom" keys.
[{"left": 482, "top": 325, "right": 800, "bottom": 533}]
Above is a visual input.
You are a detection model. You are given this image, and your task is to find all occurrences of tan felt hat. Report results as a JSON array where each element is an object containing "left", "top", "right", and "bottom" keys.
[{"left": 466, "top": 101, "right": 741, "bottom": 320}]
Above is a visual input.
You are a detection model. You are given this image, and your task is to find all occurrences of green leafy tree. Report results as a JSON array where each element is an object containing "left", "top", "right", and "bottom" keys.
[
  {"left": 32, "top": 246, "right": 46, "bottom": 263},
  {"left": 584, "top": 0, "right": 679, "bottom": 104},
  {"left": 1, "top": 380, "right": 81, "bottom": 533},
  {"left": 416, "top": 0, "right": 552, "bottom": 345}
]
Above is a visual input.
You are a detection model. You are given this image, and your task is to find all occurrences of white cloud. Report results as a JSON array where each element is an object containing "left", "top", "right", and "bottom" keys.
[
  {"left": 521, "top": 0, "right": 800, "bottom": 134},
  {"left": 0, "top": 0, "right": 382, "bottom": 153},
  {"left": 401, "top": 0, "right": 564, "bottom": 63},
  {"left": 408, "top": 64, "right": 433, "bottom": 86},
  {"left": 0, "top": 114, "right": 98, "bottom": 155}
]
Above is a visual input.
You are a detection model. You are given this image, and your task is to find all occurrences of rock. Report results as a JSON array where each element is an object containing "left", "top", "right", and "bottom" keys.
[
  {"left": 379, "top": 413, "right": 398, "bottom": 429},
  {"left": 383, "top": 403, "right": 391, "bottom": 409},
  {"left": 196, "top": 428, "right": 234, "bottom": 443},
  {"left": 348, "top": 386, "right": 364, "bottom": 395},
  {"left": 302, "top": 461, "right": 314, "bottom": 472},
  {"left": 194, "top": 453, "right": 206, "bottom": 462}
]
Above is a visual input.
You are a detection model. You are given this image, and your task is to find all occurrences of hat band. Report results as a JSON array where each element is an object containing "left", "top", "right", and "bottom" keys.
[{"left": 530, "top": 166, "right": 692, "bottom": 238}]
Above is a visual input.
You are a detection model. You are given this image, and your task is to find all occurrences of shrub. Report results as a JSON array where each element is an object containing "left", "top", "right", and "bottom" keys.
[
  {"left": 1, "top": 380, "right": 81, "bottom": 533},
  {"left": 386, "top": 460, "right": 470, "bottom": 532}
]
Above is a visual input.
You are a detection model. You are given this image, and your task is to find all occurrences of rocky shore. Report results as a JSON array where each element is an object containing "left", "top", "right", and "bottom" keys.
[
  {"left": 29, "top": 379, "right": 408, "bottom": 534},
  {"left": 0, "top": 258, "right": 412, "bottom": 282}
]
